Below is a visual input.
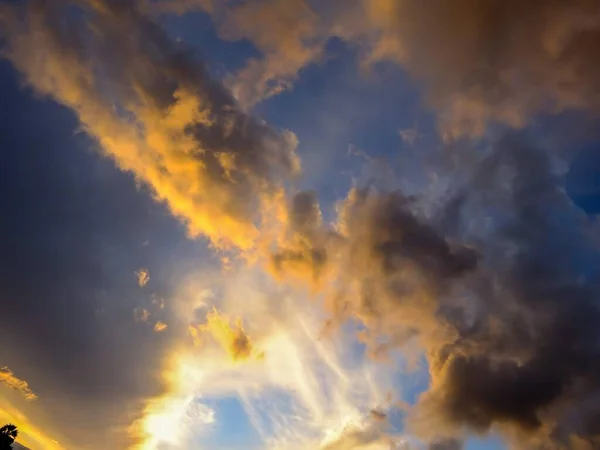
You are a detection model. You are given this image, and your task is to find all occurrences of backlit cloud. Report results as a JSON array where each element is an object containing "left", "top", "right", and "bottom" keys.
[
  {"left": 189, "top": 308, "right": 259, "bottom": 362},
  {"left": 1, "top": 0, "right": 300, "bottom": 251},
  {"left": 271, "top": 137, "right": 600, "bottom": 447},
  {"left": 2, "top": 1, "right": 600, "bottom": 449},
  {"left": 0, "top": 368, "right": 37, "bottom": 401},
  {"left": 136, "top": 269, "right": 150, "bottom": 287},
  {"left": 166, "top": 0, "right": 600, "bottom": 136},
  {"left": 153, "top": 321, "right": 168, "bottom": 332}
]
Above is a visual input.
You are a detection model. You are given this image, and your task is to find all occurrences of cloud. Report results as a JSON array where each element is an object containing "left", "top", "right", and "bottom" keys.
[
  {"left": 428, "top": 438, "right": 463, "bottom": 450},
  {"left": 134, "top": 307, "right": 151, "bottom": 323},
  {"left": 0, "top": 2, "right": 301, "bottom": 446},
  {"left": 151, "top": 0, "right": 326, "bottom": 107},
  {"left": 3, "top": 1, "right": 600, "bottom": 449},
  {"left": 189, "top": 308, "right": 258, "bottom": 361},
  {"left": 137, "top": 267, "right": 398, "bottom": 450},
  {"left": 354, "top": 0, "right": 600, "bottom": 137},
  {"left": 217, "top": 0, "right": 324, "bottom": 108},
  {"left": 151, "top": 0, "right": 335, "bottom": 107},
  {"left": 153, "top": 321, "right": 168, "bottom": 332},
  {"left": 318, "top": 414, "right": 397, "bottom": 450},
  {"left": 1, "top": 0, "right": 300, "bottom": 251},
  {"left": 0, "top": 368, "right": 37, "bottom": 401},
  {"left": 132, "top": 392, "right": 216, "bottom": 449},
  {"left": 135, "top": 268, "right": 150, "bottom": 287},
  {"left": 270, "top": 135, "right": 600, "bottom": 448},
  {"left": 269, "top": 190, "right": 331, "bottom": 284},
  {"left": 163, "top": 0, "right": 600, "bottom": 136}
]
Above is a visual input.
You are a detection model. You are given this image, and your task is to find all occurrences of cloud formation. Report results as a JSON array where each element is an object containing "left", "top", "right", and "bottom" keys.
[
  {"left": 318, "top": 415, "right": 395, "bottom": 450},
  {"left": 189, "top": 308, "right": 258, "bottom": 361},
  {"left": 1, "top": 0, "right": 300, "bottom": 251},
  {"left": 3, "top": 1, "right": 600, "bottom": 449},
  {"left": 134, "top": 266, "right": 399, "bottom": 449},
  {"left": 0, "top": 368, "right": 37, "bottom": 401},
  {"left": 428, "top": 439, "right": 463, "bottom": 450},
  {"left": 170, "top": 0, "right": 600, "bottom": 136},
  {"left": 153, "top": 321, "right": 168, "bottom": 332},
  {"left": 357, "top": 0, "right": 600, "bottom": 137},
  {"left": 272, "top": 136, "right": 600, "bottom": 448},
  {"left": 218, "top": 0, "right": 324, "bottom": 108},
  {"left": 136, "top": 269, "right": 150, "bottom": 287}
]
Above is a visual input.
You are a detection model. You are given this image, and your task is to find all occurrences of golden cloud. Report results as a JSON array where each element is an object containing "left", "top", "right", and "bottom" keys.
[
  {"left": 154, "top": 321, "right": 168, "bottom": 332},
  {"left": 158, "top": 0, "right": 600, "bottom": 136},
  {"left": 0, "top": 367, "right": 37, "bottom": 401},
  {"left": 0, "top": 0, "right": 300, "bottom": 251},
  {"left": 189, "top": 308, "right": 259, "bottom": 361},
  {"left": 135, "top": 268, "right": 150, "bottom": 287}
]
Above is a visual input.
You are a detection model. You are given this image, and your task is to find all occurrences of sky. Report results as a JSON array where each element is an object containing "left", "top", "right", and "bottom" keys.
[{"left": 0, "top": 1, "right": 600, "bottom": 450}]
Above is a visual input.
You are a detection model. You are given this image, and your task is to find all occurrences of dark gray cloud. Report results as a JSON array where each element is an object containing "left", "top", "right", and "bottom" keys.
[
  {"left": 360, "top": 0, "right": 600, "bottom": 137},
  {"left": 428, "top": 439, "right": 463, "bottom": 450},
  {"left": 272, "top": 135, "right": 600, "bottom": 448},
  {"left": 382, "top": 138, "right": 600, "bottom": 446},
  {"left": 414, "top": 137, "right": 600, "bottom": 447}
]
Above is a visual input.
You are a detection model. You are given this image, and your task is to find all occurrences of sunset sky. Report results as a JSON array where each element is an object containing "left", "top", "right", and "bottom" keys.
[{"left": 1, "top": 1, "right": 600, "bottom": 449}]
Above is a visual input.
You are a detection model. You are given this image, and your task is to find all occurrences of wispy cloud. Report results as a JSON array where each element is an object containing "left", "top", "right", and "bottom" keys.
[
  {"left": 0, "top": 367, "right": 37, "bottom": 401},
  {"left": 153, "top": 321, "right": 168, "bottom": 332},
  {"left": 134, "top": 267, "right": 400, "bottom": 449},
  {"left": 135, "top": 269, "right": 150, "bottom": 287}
]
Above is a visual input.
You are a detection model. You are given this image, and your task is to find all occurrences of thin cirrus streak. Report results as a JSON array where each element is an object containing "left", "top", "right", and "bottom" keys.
[{"left": 133, "top": 268, "right": 400, "bottom": 450}]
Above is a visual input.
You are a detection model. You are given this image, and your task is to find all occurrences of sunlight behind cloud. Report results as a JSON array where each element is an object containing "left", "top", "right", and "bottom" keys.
[
  {"left": 0, "top": 367, "right": 37, "bottom": 401},
  {"left": 135, "top": 267, "right": 402, "bottom": 449}
]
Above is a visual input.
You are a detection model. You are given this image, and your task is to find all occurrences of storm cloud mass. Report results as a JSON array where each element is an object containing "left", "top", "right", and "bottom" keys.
[
  {"left": 1, "top": 1, "right": 600, "bottom": 449},
  {"left": 273, "top": 138, "right": 600, "bottom": 447}
]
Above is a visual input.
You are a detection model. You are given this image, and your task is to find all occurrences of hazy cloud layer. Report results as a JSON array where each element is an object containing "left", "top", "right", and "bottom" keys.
[{"left": 358, "top": 0, "right": 600, "bottom": 137}]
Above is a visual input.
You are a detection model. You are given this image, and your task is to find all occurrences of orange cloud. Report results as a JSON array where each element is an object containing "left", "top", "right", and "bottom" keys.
[
  {"left": 189, "top": 309, "right": 259, "bottom": 361},
  {"left": 135, "top": 268, "right": 150, "bottom": 287},
  {"left": 154, "top": 321, "right": 168, "bottom": 332},
  {"left": 0, "top": 368, "right": 37, "bottom": 401},
  {"left": 0, "top": 0, "right": 300, "bottom": 251},
  {"left": 156, "top": 0, "right": 600, "bottom": 136},
  {"left": 219, "top": 0, "right": 324, "bottom": 107}
]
